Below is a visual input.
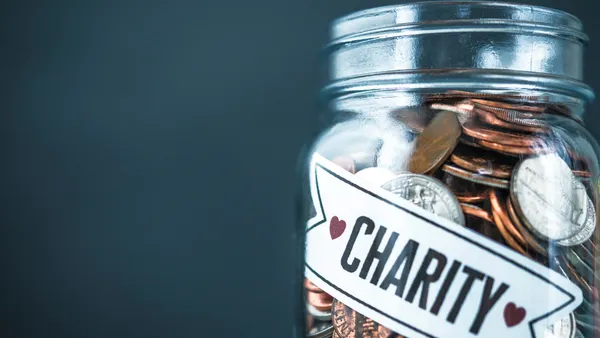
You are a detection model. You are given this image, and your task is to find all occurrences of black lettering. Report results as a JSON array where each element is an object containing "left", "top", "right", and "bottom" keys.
[
  {"left": 405, "top": 249, "right": 448, "bottom": 310},
  {"left": 341, "top": 216, "right": 374, "bottom": 273},
  {"left": 447, "top": 266, "right": 485, "bottom": 324},
  {"left": 430, "top": 260, "right": 462, "bottom": 316},
  {"left": 379, "top": 239, "right": 420, "bottom": 298},
  {"left": 358, "top": 226, "right": 398, "bottom": 285},
  {"left": 470, "top": 276, "right": 509, "bottom": 335}
]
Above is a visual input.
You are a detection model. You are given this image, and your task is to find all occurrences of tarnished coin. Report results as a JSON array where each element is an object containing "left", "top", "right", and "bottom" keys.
[
  {"left": 355, "top": 167, "right": 396, "bottom": 187},
  {"left": 382, "top": 173, "right": 465, "bottom": 225},
  {"left": 442, "top": 163, "right": 509, "bottom": 189},
  {"left": 558, "top": 196, "right": 597, "bottom": 247},
  {"left": 332, "top": 299, "right": 399, "bottom": 338},
  {"left": 511, "top": 153, "right": 590, "bottom": 241},
  {"left": 450, "top": 145, "right": 515, "bottom": 179},
  {"left": 408, "top": 111, "right": 461, "bottom": 174},
  {"left": 545, "top": 313, "right": 576, "bottom": 338}
]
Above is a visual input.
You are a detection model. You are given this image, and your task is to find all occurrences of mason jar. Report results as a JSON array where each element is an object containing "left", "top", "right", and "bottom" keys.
[{"left": 299, "top": 2, "right": 600, "bottom": 338}]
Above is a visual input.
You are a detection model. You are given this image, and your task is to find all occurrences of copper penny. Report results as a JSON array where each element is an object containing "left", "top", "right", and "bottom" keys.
[
  {"left": 489, "top": 190, "right": 527, "bottom": 246},
  {"left": 489, "top": 195, "right": 529, "bottom": 256},
  {"left": 475, "top": 103, "right": 548, "bottom": 127},
  {"left": 462, "top": 122, "right": 541, "bottom": 147},
  {"left": 459, "top": 136, "right": 486, "bottom": 149},
  {"left": 461, "top": 203, "right": 494, "bottom": 224},
  {"left": 470, "top": 98, "right": 546, "bottom": 113},
  {"left": 408, "top": 111, "right": 461, "bottom": 174},
  {"left": 443, "top": 173, "right": 489, "bottom": 203},
  {"left": 427, "top": 91, "right": 546, "bottom": 103},
  {"left": 307, "top": 291, "right": 334, "bottom": 312},
  {"left": 442, "top": 163, "right": 509, "bottom": 189},
  {"left": 333, "top": 156, "right": 357, "bottom": 174},
  {"left": 455, "top": 190, "right": 489, "bottom": 204},
  {"left": 449, "top": 145, "right": 515, "bottom": 179},
  {"left": 474, "top": 102, "right": 538, "bottom": 119},
  {"left": 476, "top": 139, "right": 543, "bottom": 156},
  {"left": 474, "top": 105, "right": 548, "bottom": 133},
  {"left": 506, "top": 197, "right": 547, "bottom": 256},
  {"left": 332, "top": 299, "right": 400, "bottom": 338},
  {"left": 304, "top": 278, "right": 324, "bottom": 293}
]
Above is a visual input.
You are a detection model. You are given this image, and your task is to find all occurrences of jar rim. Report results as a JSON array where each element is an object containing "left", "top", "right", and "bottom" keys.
[{"left": 331, "top": 1, "right": 584, "bottom": 41}]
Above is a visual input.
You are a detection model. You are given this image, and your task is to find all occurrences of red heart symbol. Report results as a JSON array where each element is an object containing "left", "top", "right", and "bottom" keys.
[
  {"left": 329, "top": 216, "right": 346, "bottom": 240},
  {"left": 504, "top": 302, "right": 526, "bottom": 327}
]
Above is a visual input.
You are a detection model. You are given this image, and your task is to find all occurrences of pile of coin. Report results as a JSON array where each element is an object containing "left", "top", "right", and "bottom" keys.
[{"left": 306, "top": 91, "right": 599, "bottom": 338}]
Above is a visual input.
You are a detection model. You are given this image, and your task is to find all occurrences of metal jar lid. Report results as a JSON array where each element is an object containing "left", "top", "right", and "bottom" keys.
[{"left": 324, "top": 1, "right": 594, "bottom": 102}]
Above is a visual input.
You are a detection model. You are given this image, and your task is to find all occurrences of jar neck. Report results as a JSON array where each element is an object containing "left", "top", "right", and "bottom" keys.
[
  {"left": 328, "top": 89, "right": 586, "bottom": 122},
  {"left": 324, "top": 2, "right": 594, "bottom": 107}
]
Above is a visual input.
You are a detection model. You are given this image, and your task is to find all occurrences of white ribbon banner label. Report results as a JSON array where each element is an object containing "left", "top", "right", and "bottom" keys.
[{"left": 305, "top": 153, "right": 582, "bottom": 338}]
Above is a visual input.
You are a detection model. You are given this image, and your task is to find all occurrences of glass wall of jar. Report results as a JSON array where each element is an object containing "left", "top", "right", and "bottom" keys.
[{"left": 299, "top": 2, "right": 600, "bottom": 338}]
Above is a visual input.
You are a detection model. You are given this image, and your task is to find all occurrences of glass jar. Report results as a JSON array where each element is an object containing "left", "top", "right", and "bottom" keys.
[{"left": 299, "top": 2, "right": 600, "bottom": 338}]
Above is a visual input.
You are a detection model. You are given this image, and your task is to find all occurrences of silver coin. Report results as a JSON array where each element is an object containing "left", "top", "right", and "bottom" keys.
[
  {"left": 307, "top": 303, "right": 332, "bottom": 322},
  {"left": 558, "top": 195, "right": 596, "bottom": 246},
  {"left": 307, "top": 321, "right": 334, "bottom": 338},
  {"left": 381, "top": 173, "right": 465, "bottom": 226},
  {"left": 511, "top": 153, "right": 590, "bottom": 241},
  {"left": 355, "top": 167, "right": 396, "bottom": 187},
  {"left": 545, "top": 313, "right": 575, "bottom": 338}
]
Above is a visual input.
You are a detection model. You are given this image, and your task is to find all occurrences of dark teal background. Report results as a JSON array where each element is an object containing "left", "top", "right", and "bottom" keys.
[{"left": 2, "top": 0, "right": 599, "bottom": 337}]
